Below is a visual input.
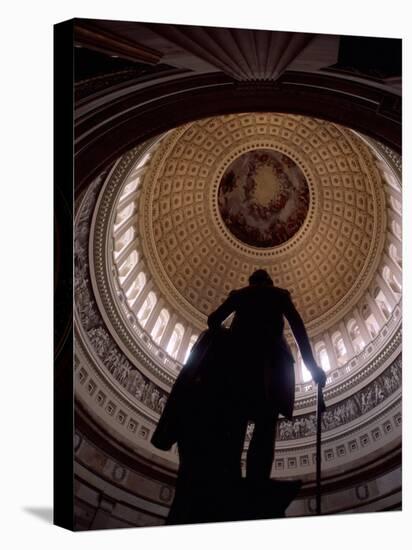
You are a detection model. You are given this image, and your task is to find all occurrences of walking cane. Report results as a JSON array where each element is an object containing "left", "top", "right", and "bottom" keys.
[{"left": 315, "top": 382, "right": 326, "bottom": 515}]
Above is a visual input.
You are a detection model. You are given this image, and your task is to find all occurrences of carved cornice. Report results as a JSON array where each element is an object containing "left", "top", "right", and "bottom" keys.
[{"left": 74, "top": 69, "right": 401, "bottom": 199}]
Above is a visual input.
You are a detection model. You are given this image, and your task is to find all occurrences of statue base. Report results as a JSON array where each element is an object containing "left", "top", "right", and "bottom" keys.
[{"left": 167, "top": 478, "right": 302, "bottom": 525}]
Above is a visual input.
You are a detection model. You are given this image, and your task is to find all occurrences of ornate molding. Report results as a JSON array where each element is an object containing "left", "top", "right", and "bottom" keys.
[{"left": 276, "top": 354, "right": 401, "bottom": 442}]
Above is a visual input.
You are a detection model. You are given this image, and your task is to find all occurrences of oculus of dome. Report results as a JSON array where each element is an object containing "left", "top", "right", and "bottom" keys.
[{"left": 218, "top": 149, "right": 310, "bottom": 248}]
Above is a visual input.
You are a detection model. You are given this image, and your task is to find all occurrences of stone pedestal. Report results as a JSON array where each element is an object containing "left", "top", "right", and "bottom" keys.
[{"left": 167, "top": 478, "right": 302, "bottom": 525}]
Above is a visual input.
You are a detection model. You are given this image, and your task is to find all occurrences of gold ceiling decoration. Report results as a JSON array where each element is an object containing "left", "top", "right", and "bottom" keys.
[{"left": 138, "top": 113, "right": 387, "bottom": 332}]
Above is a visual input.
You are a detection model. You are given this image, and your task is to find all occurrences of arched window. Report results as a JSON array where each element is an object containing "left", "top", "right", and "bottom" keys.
[
  {"left": 362, "top": 303, "right": 380, "bottom": 338},
  {"left": 167, "top": 323, "right": 185, "bottom": 359},
  {"left": 389, "top": 243, "right": 402, "bottom": 268},
  {"left": 367, "top": 322, "right": 377, "bottom": 339},
  {"left": 120, "top": 177, "right": 139, "bottom": 200},
  {"left": 126, "top": 271, "right": 146, "bottom": 303},
  {"left": 151, "top": 308, "right": 170, "bottom": 344},
  {"left": 114, "top": 202, "right": 135, "bottom": 229},
  {"left": 118, "top": 250, "right": 138, "bottom": 282},
  {"left": 135, "top": 151, "right": 151, "bottom": 169},
  {"left": 373, "top": 287, "right": 392, "bottom": 318},
  {"left": 383, "top": 266, "right": 402, "bottom": 297},
  {"left": 332, "top": 331, "right": 347, "bottom": 366},
  {"left": 380, "top": 164, "right": 400, "bottom": 192},
  {"left": 392, "top": 220, "right": 402, "bottom": 240},
  {"left": 137, "top": 291, "right": 157, "bottom": 326},
  {"left": 319, "top": 348, "right": 331, "bottom": 371},
  {"left": 315, "top": 342, "right": 331, "bottom": 372},
  {"left": 114, "top": 226, "right": 135, "bottom": 255},
  {"left": 300, "top": 360, "right": 312, "bottom": 383},
  {"left": 184, "top": 334, "right": 199, "bottom": 363},
  {"left": 390, "top": 196, "right": 402, "bottom": 215},
  {"left": 347, "top": 319, "right": 364, "bottom": 353}
]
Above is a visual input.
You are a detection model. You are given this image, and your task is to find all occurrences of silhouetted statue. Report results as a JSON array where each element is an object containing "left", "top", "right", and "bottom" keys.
[
  {"left": 207, "top": 269, "right": 326, "bottom": 480},
  {"left": 152, "top": 327, "right": 249, "bottom": 523},
  {"left": 151, "top": 269, "right": 326, "bottom": 523}
]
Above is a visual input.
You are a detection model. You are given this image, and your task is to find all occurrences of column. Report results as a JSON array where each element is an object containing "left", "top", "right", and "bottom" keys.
[
  {"left": 322, "top": 331, "right": 338, "bottom": 370},
  {"left": 353, "top": 306, "right": 371, "bottom": 342},
  {"left": 375, "top": 272, "right": 397, "bottom": 310},
  {"left": 144, "top": 298, "right": 165, "bottom": 335},
  {"left": 339, "top": 321, "right": 355, "bottom": 359},
  {"left": 176, "top": 326, "right": 193, "bottom": 363},
  {"left": 364, "top": 290, "right": 386, "bottom": 326},
  {"left": 160, "top": 313, "right": 178, "bottom": 349},
  {"left": 131, "top": 278, "right": 154, "bottom": 314}
]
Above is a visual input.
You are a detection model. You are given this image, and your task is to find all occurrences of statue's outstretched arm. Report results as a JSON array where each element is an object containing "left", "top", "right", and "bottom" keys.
[{"left": 283, "top": 291, "right": 326, "bottom": 386}]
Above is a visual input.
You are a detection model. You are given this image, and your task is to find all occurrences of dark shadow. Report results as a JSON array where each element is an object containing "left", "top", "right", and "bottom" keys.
[
  {"left": 151, "top": 270, "right": 326, "bottom": 525},
  {"left": 152, "top": 326, "right": 303, "bottom": 524},
  {"left": 22, "top": 506, "right": 53, "bottom": 524},
  {"left": 168, "top": 477, "right": 302, "bottom": 525}
]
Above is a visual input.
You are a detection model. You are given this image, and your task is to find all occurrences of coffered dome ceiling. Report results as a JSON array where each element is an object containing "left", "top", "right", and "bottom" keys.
[{"left": 137, "top": 112, "right": 387, "bottom": 332}]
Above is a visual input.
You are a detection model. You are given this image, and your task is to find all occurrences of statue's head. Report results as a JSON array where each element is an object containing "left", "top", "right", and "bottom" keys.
[{"left": 248, "top": 269, "right": 273, "bottom": 286}]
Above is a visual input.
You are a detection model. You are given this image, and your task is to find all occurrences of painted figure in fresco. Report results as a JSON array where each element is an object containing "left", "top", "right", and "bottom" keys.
[{"left": 207, "top": 269, "right": 326, "bottom": 480}]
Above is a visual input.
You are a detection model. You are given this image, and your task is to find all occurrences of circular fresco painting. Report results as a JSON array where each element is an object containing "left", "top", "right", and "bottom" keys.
[{"left": 218, "top": 149, "right": 310, "bottom": 247}]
